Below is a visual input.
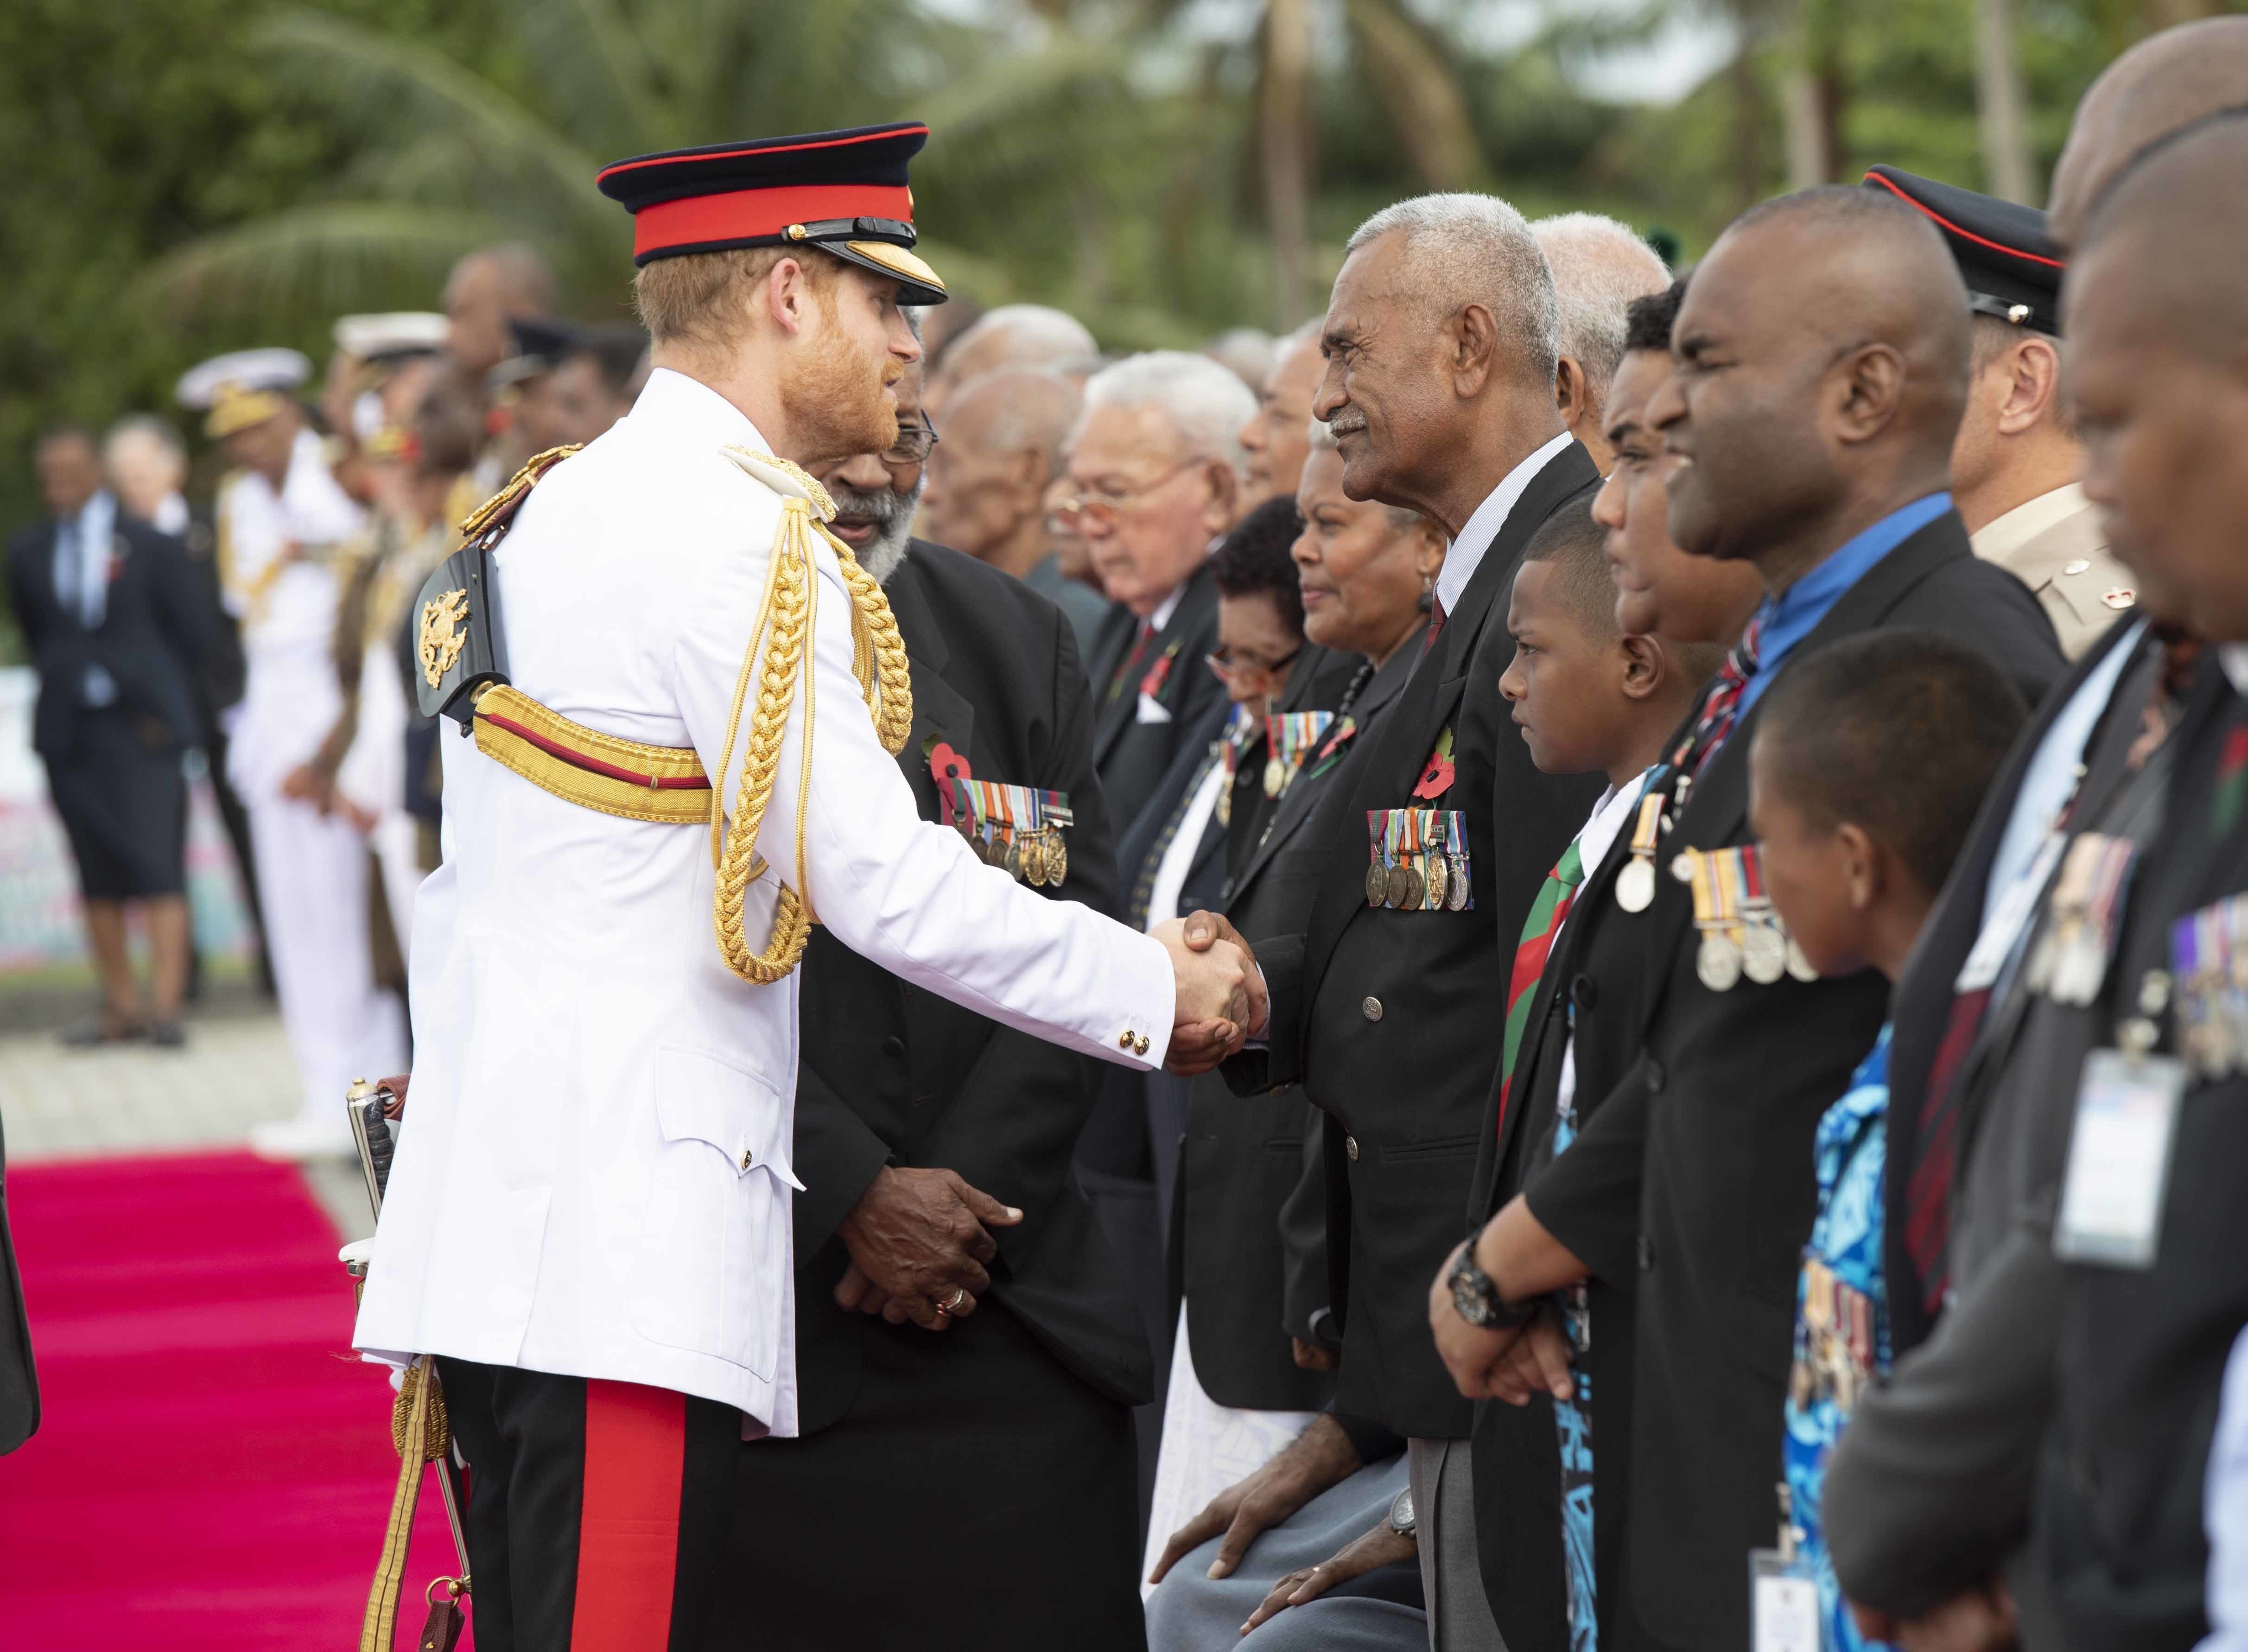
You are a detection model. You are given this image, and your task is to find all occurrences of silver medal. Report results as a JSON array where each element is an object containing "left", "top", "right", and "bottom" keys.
[
  {"left": 1741, "top": 921, "right": 1787, "bottom": 986},
  {"left": 1697, "top": 929, "right": 1742, "bottom": 993},
  {"left": 1615, "top": 855, "right": 1656, "bottom": 913}
]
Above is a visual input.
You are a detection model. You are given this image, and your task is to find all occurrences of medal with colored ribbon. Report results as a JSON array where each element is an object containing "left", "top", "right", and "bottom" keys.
[
  {"left": 1614, "top": 791, "right": 1666, "bottom": 913},
  {"left": 2172, "top": 895, "right": 2248, "bottom": 1078},
  {"left": 1218, "top": 704, "right": 1255, "bottom": 827},
  {"left": 1695, "top": 848, "right": 1743, "bottom": 992},
  {"left": 1265, "top": 710, "right": 1335, "bottom": 798},
  {"left": 1737, "top": 845, "right": 1788, "bottom": 985}
]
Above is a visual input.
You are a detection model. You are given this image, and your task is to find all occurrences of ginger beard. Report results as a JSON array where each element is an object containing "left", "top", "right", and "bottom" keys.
[{"left": 779, "top": 284, "right": 902, "bottom": 467}]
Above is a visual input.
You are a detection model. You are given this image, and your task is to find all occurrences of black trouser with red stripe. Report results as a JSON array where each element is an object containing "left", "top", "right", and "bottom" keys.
[{"left": 436, "top": 1358, "right": 740, "bottom": 1652}]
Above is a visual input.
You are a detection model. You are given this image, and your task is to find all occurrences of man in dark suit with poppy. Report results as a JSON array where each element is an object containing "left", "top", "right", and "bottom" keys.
[
  {"left": 713, "top": 356, "right": 1152, "bottom": 1652},
  {"left": 7, "top": 425, "right": 209, "bottom": 1046}
]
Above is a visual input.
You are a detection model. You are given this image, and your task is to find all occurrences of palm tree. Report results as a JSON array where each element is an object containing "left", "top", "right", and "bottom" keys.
[
  {"left": 1975, "top": 0, "right": 2035, "bottom": 203},
  {"left": 1238, "top": 0, "right": 1488, "bottom": 325},
  {"left": 141, "top": 0, "right": 1156, "bottom": 330}
]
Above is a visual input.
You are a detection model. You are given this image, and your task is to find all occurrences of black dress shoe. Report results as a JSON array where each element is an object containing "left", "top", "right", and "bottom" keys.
[{"left": 146, "top": 1020, "right": 188, "bottom": 1049}]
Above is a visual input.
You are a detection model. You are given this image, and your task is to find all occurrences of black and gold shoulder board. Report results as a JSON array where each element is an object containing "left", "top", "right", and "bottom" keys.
[{"left": 414, "top": 444, "right": 581, "bottom": 727}]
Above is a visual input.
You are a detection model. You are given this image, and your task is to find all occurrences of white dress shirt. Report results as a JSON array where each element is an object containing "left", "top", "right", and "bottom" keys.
[
  {"left": 1434, "top": 430, "right": 1576, "bottom": 619},
  {"left": 1554, "top": 772, "right": 1651, "bottom": 1121},
  {"left": 1981, "top": 619, "right": 2147, "bottom": 935},
  {"left": 1145, "top": 744, "right": 1232, "bottom": 930}
]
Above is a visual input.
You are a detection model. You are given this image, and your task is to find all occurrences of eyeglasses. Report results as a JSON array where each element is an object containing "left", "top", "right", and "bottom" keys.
[
  {"left": 1053, "top": 456, "right": 1210, "bottom": 532},
  {"left": 1206, "top": 643, "right": 1301, "bottom": 683},
  {"left": 883, "top": 421, "right": 939, "bottom": 466}
]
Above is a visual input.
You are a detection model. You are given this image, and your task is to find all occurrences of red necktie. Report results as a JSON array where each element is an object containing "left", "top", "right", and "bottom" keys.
[
  {"left": 1107, "top": 618, "right": 1156, "bottom": 704},
  {"left": 1421, "top": 598, "right": 1447, "bottom": 657},
  {"left": 1902, "top": 987, "right": 1990, "bottom": 1316}
]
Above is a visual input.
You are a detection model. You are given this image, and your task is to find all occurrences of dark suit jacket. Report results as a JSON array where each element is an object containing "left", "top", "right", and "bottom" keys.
[
  {"left": 1881, "top": 614, "right": 2146, "bottom": 1354},
  {"left": 6, "top": 512, "right": 210, "bottom": 763},
  {"left": 1171, "top": 643, "right": 1383, "bottom": 1411},
  {"left": 1519, "top": 508, "right": 2063, "bottom": 1650},
  {"left": 2038, "top": 659, "right": 2248, "bottom": 1652},
  {"left": 787, "top": 541, "right": 1151, "bottom": 1435},
  {"left": 1086, "top": 561, "right": 1226, "bottom": 845},
  {"left": 176, "top": 502, "right": 247, "bottom": 717},
  {"left": 0, "top": 1108, "right": 35, "bottom": 1455},
  {"left": 1224, "top": 442, "right": 1607, "bottom": 1440}
]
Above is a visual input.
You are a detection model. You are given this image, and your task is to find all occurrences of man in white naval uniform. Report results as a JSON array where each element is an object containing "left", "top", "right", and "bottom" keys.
[
  {"left": 178, "top": 351, "right": 409, "bottom": 1159},
  {"left": 352, "top": 123, "right": 1258, "bottom": 1652}
]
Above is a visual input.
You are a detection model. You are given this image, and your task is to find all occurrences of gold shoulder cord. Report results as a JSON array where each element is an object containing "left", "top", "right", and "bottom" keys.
[{"left": 709, "top": 449, "right": 912, "bottom": 985}]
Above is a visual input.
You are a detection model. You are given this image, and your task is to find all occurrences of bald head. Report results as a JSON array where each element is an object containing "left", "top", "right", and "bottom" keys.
[
  {"left": 2050, "top": 17, "right": 2248, "bottom": 250},
  {"left": 927, "top": 305, "right": 1099, "bottom": 414},
  {"left": 1651, "top": 187, "right": 1970, "bottom": 580},
  {"left": 2066, "top": 114, "right": 2248, "bottom": 635},
  {"left": 951, "top": 369, "right": 1083, "bottom": 471},
  {"left": 922, "top": 368, "right": 1085, "bottom": 571},
  {"left": 444, "top": 243, "right": 559, "bottom": 377}
]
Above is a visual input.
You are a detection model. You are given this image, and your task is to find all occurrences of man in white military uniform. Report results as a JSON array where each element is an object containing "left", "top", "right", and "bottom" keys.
[
  {"left": 352, "top": 123, "right": 1258, "bottom": 1652},
  {"left": 177, "top": 351, "right": 409, "bottom": 1158}
]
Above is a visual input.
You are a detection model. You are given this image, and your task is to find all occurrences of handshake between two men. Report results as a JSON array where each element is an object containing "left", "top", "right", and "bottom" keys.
[{"left": 832, "top": 908, "right": 1263, "bottom": 1334}]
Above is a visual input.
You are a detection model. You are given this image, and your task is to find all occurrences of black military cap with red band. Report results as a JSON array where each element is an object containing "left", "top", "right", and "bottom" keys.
[
  {"left": 597, "top": 121, "right": 948, "bottom": 308},
  {"left": 1863, "top": 164, "right": 2064, "bottom": 336}
]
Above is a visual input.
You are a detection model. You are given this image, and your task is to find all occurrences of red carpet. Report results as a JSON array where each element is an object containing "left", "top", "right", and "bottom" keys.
[{"left": 0, "top": 1151, "right": 468, "bottom": 1649}]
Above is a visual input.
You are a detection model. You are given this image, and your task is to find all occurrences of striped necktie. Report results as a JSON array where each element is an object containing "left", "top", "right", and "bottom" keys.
[
  {"left": 1680, "top": 614, "right": 1765, "bottom": 778},
  {"left": 1495, "top": 836, "right": 1585, "bottom": 1134}
]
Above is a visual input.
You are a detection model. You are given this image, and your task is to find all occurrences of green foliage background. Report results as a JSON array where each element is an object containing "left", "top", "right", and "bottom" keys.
[{"left": 0, "top": 0, "right": 2234, "bottom": 660}]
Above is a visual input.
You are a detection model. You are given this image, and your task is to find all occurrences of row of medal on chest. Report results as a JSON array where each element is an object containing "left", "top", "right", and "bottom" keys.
[
  {"left": 1366, "top": 808, "right": 1474, "bottom": 911},
  {"left": 1611, "top": 792, "right": 1818, "bottom": 992},
  {"left": 947, "top": 779, "right": 1075, "bottom": 888}
]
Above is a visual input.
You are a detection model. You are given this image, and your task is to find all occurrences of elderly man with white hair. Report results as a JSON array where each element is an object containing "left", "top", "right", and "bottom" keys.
[
  {"left": 1169, "top": 194, "right": 1605, "bottom": 1652},
  {"left": 1531, "top": 213, "right": 1671, "bottom": 471},
  {"left": 1064, "top": 349, "right": 1254, "bottom": 842}
]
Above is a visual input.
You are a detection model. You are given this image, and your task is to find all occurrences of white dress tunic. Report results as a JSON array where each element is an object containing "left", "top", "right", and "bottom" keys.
[{"left": 354, "top": 369, "right": 1176, "bottom": 1434}]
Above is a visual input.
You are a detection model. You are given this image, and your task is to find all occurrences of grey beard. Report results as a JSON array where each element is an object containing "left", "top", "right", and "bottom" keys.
[{"left": 824, "top": 475, "right": 921, "bottom": 585}]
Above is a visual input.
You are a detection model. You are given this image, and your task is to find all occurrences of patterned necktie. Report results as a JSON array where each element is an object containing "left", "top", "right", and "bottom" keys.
[
  {"left": 1421, "top": 596, "right": 1448, "bottom": 658},
  {"left": 1107, "top": 617, "right": 1156, "bottom": 705},
  {"left": 1495, "top": 835, "right": 1585, "bottom": 1134},
  {"left": 1126, "top": 738, "right": 1228, "bottom": 930},
  {"left": 1680, "top": 614, "right": 1765, "bottom": 777}
]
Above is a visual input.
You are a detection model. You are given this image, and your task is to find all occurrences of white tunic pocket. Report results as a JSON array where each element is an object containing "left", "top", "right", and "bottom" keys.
[{"left": 629, "top": 1048, "right": 802, "bottom": 1377}]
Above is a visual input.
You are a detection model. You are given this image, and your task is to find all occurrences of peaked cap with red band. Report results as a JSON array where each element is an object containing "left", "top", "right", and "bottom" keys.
[
  {"left": 1863, "top": 165, "right": 2064, "bottom": 336},
  {"left": 596, "top": 121, "right": 946, "bottom": 307}
]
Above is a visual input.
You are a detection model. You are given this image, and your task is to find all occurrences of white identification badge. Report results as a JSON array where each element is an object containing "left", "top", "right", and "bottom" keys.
[
  {"left": 1957, "top": 832, "right": 2066, "bottom": 993},
  {"left": 2052, "top": 1047, "right": 2186, "bottom": 1269},
  {"left": 1750, "top": 1549, "right": 1821, "bottom": 1652}
]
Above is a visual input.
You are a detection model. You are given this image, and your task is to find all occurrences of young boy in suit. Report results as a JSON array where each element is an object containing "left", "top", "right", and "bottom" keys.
[
  {"left": 1457, "top": 493, "right": 1725, "bottom": 1650},
  {"left": 1746, "top": 629, "right": 2027, "bottom": 1651}
]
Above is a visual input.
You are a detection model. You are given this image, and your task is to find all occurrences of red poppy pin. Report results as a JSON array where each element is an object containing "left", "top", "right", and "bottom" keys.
[
  {"left": 1140, "top": 646, "right": 1176, "bottom": 702},
  {"left": 1412, "top": 727, "right": 1457, "bottom": 800},
  {"left": 928, "top": 740, "right": 972, "bottom": 816}
]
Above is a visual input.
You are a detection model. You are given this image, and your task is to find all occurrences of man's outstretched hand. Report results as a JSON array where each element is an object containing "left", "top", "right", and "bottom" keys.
[
  {"left": 1154, "top": 914, "right": 1264, "bottom": 1075},
  {"left": 1156, "top": 911, "right": 1266, "bottom": 1075}
]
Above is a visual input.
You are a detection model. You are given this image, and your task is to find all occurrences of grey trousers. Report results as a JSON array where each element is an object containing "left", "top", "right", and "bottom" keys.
[
  {"left": 1408, "top": 1436, "right": 1506, "bottom": 1652},
  {"left": 1145, "top": 1451, "right": 1420, "bottom": 1651}
]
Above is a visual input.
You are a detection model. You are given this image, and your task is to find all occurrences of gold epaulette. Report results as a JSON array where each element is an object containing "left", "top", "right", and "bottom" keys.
[{"left": 457, "top": 444, "right": 583, "bottom": 543}]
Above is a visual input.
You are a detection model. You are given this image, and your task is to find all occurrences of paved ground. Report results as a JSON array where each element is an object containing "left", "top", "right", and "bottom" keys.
[{"left": 0, "top": 998, "right": 373, "bottom": 1242}]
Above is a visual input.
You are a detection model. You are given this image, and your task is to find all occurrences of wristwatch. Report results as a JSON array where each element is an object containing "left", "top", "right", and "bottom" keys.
[
  {"left": 1388, "top": 1487, "right": 1417, "bottom": 1540},
  {"left": 1448, "top": 1239, "right": 1537, "bottom": 1329}
]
